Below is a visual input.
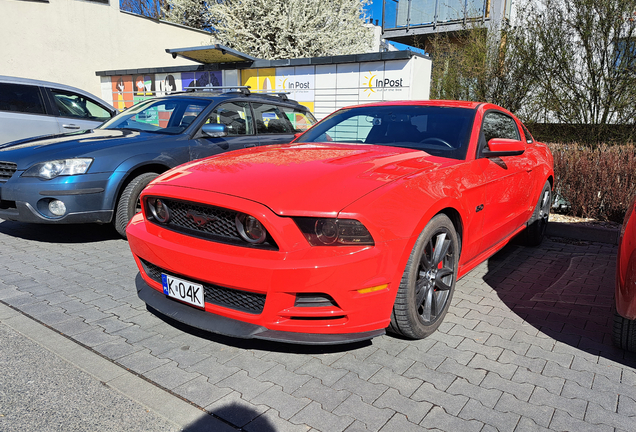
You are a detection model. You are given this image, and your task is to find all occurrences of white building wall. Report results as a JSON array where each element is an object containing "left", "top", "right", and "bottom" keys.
[{"left": 0, "top": 0, "right": 213, "bottom": 97}]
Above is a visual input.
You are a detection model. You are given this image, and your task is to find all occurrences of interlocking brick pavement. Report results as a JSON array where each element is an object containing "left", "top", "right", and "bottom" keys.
[{"left": 1, "top": 220, "right": 635, "bottom": 431}]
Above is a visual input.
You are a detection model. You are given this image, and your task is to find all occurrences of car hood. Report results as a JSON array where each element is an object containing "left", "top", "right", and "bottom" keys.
[
  {"left": 0, "top": 129, "right": 158, "bottom": 168},
  {"left": 153, "top": 143, "right": 444, "bottom": 216}
]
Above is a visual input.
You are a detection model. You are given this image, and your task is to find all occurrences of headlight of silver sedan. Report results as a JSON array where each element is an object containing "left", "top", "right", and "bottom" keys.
[{"left": 22, "top": 158, "right": 93, "bottom": 179}]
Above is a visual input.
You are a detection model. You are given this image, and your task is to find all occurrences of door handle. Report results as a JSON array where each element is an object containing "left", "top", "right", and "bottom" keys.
[
  {"left": 63, "top": 124, "right": 81, "bottom": 130},
  {"left": 244, "top": 143, "right": 257, "bottom": 148}
]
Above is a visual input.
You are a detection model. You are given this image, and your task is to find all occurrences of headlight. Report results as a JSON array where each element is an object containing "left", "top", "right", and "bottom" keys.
[
  {"left": 22, "top": 158, "right": 93, "bottom": 179},
  {"left": 235, "top": 213, "right": 268, "bottom": 244},
  {"left": 293, "top": 218, "right": 374, "bottom": 246}
]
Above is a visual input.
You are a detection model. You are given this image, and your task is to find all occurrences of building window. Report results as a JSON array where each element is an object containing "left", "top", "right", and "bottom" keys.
[{"left": 615, "top": 38, "right": 636, "bottom": 72}]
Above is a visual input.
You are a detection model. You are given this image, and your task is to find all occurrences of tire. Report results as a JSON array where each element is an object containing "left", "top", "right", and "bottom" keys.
[
  {"left": 613, "top": 309, "right": 636, "bottom": 352},
  {"left": 524, "top": 180, "right": 552, "bottom": 247},
  {"left": 114, "top": 172, "right": 158, "bottom": 238},
  {"left": 389, "top": 214, "right": 459, "bottom": 339}
]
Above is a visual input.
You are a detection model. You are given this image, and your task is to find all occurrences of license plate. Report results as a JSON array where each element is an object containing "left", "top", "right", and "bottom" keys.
[{"left": 161, "top": 274, "right": 205, "bottom": 309}]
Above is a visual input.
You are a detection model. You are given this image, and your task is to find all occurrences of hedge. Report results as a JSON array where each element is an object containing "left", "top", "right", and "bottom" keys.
[{"left": 548, "top": 143, "right": 636, "bottom": 223}]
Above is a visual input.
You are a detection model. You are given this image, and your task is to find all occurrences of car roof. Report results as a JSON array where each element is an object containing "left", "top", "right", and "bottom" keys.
[
  {"left": 345, "top": 100, "right": 483, "bottom": 110},
  {"left": 0, "top": 75, "right": 115, "bottom": 111}
]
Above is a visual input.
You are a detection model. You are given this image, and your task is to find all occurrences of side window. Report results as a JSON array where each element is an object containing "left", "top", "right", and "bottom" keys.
[
  {"left": 276, "top": 105, "right": 317, "bottom": 132},
  {"left": 252, "top": 103, "right": 295, "bottom": 134},
  {"left": 50, "top": 89, "right": 112, "bottom": 121},
  {"left": 481, "top": 111, "right": 520, "bottom": 142},
  {"left": 205, "top": 101, "right": 253, "bottom": 136},
  {"left": 0, "top": 83, "right": 46, "bottom": 114}
]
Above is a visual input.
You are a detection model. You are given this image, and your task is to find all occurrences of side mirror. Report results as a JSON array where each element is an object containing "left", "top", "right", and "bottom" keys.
[
  {"left": 201, "top": 123, "right": 228, "bottom": 138},
  {"left": 482, "top": 138, "right": 525, "bottom": 157}
]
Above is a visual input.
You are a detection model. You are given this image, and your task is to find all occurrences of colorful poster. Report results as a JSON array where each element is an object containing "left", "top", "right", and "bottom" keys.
[
  {"left": 111, "top": 75, "right": 134, "bottom": 111},
  {"left": 155, "top": 73, "right": 182, "bottom": 96},
  {"left": 132, "top": 74, "right": 154, "bottom": 104},
  {"left": 181, "top": 72, "right": 197, "bottom": 90},
  {"left": 241, "top": 68, "right": 275, "bottom": 92},
  {"left": 259, "top": 68, "right": 275, "bottom": 91}
]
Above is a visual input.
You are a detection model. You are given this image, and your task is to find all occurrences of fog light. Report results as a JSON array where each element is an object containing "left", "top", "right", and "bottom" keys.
[
  {"left": 48, "top": 200, "right": 66, "bottom": 216},
  {"left": 235, "top": 213, "right": 267, "bottom": 244},
  {"left": 149, "top": 198, "right": 170, "bottom": 223}
]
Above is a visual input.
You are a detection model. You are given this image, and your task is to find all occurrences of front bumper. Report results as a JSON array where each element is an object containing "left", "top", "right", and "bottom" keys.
[
  {"left": 0, "top": 172, "right": 114, "bottom": 223},
  {"left": 127, "top": 204, "right": 408, "bottom": 344},
  {"left": 136, "top": 274, "right": 385, "bottom": 344}
]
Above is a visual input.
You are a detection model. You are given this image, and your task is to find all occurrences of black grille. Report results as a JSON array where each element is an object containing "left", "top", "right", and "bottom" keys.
[
  {"left": 148, "top": 198, "right": 277, "bottom": 250},
  {"left": 139, "top": 258, "right": 266, "bottom": 314},
  {"left": 0, "top": 161, "right": 17, "bottom": 182}
]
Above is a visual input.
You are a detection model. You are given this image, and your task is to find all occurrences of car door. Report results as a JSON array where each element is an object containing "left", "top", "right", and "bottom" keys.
[
  {"left": 190, "top": 101, "right": 259, "bottom": 160},
  {"left": 251, "top": 102, "right": 297, "bottom": 146},
  {"left": 477, "top": 110, "right": 535, "bottom": 252},
  {"left": 47, "top": 87, "right": 114, "bottom": 133},
  {"left": 190, "top": 100, "right": 258, "bottom": 160}
]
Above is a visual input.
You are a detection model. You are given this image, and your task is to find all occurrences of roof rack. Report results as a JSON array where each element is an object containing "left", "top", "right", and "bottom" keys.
[
  {"left": 180, "top": 86, "right": 291, "bottom": 100},
  {"left": 248, "top": 90, "right": 290, "bottom": 101},
  {"left": 184, "top": 85, "right": 251, "bottom": 95}
]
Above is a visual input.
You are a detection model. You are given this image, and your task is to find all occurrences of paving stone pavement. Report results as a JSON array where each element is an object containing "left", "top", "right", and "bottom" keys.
[{"left": 1, "top": 220, "right": 635, "bottom": 432}]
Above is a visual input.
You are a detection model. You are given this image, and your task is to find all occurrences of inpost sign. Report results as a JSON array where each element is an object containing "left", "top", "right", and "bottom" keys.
[{"left": 243, "top": 58, "right": 431, "bottom": 119}]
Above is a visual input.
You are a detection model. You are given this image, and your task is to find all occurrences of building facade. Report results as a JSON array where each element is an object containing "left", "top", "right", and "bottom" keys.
[{"left": 0, "top": 0, "right": 213, "bottom": 96}]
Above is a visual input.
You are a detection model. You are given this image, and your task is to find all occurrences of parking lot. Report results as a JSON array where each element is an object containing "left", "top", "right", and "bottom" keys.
[{"left": 0, "top": 219, "right": 635, "bottom": 431}]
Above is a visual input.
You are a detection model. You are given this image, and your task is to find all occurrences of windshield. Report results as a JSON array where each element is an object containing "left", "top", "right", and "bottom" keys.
[
  {"left": 297, "top": 105, "right": 476, "bottom": 160},
  {"left": 100, "top": 98, "right": 211, "bottom": 135}
]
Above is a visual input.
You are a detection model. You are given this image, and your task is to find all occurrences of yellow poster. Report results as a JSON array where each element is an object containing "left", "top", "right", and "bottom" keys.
[
  {"left": 241, "top": 68, "right": 276, "bottom": 91},
  {"left": 241, "top": 69, "right": 258, "bottom": 90}
]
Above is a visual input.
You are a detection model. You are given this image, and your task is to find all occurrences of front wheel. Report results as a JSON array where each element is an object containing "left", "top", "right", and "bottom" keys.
[
  {"left": 389, "top": 214, "right": 459, "bottom": 339},
  {"left": 613, "top": 309, "right": 636, "bottom": 352},
  {"left": 114, "top": 172, "right": 158, "bottom": 238}
]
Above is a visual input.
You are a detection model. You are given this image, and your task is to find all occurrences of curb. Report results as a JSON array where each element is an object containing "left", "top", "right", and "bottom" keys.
[
  {"left": 0, "top": 302, "right": 230, "bottom": 432},
  {"left": 546, "top": 221, "right": 620, "bottom": 245}
]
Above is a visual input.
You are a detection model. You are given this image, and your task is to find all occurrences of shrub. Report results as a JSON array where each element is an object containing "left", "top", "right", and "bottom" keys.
[{"left": 548, "top": 143, "right": 636, "bottom": 222}]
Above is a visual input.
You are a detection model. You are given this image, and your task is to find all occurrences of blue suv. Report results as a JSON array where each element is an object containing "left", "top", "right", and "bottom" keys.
[{"left": 0, "top": 89, "right": 316, "bottom": 237}]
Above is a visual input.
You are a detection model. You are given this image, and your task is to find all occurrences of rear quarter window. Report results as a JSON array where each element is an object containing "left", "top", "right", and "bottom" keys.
[{"left": 0, "top": 83, "right": 46, "bottom": 114}]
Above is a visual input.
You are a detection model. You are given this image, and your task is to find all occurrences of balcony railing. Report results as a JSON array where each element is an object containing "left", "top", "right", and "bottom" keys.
[{"left": 383, "top": 0, "right": 492, "bottom": 30}]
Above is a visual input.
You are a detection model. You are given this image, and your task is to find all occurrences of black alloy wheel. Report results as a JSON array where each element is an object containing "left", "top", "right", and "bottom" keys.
[{"left": 390, "top": 214, "right": 459, "bottom": 339}]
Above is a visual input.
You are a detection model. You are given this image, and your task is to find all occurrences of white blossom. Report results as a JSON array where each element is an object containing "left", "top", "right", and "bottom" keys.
[{"left": 166, "top": 0, "right": 375, "bottom": 59}]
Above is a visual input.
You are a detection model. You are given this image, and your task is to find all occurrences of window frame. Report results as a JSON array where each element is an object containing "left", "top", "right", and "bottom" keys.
[
  {"left": 0, "top": 83, "right": 49, "bottom": 116},
  {"left": 476, "top": 109, "right": 522, "bottom": 158},
  {"left": 46, "top": 87, "right": 113, "bottom": 122},
  {"left": 251, "top": 102, "right": 296, "bottom": 135},
  {"left": 204, "top": 100, "right": 255, "bottom": 137}
]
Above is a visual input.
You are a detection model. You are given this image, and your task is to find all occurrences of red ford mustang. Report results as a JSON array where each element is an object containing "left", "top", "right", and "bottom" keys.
[
  {"left": 614, "top": 193, "right": 636, "bottom": 352},
  {"left": 127, "top": 100, "right": 554, "bottom": 344}
]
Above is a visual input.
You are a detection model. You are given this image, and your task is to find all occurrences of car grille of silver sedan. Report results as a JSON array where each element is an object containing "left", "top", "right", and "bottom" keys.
[
  {"left": 0, "top": 161, "right": 17, "bottom": 183},
  {"left": 138, "top": 258, "right": 266, "bottom": 314}
]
